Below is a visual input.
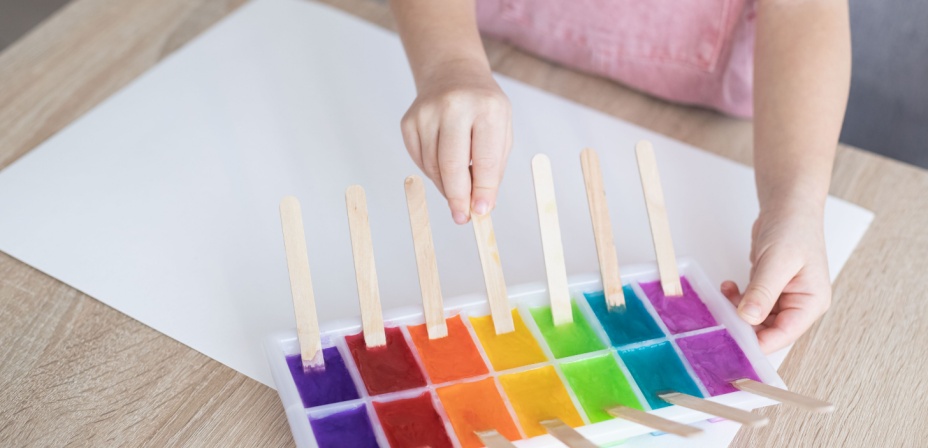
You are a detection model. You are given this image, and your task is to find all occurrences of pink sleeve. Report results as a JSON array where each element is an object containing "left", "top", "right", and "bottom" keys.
[{"left": 476, "top": 0, "right": 757, "bottom": 118}]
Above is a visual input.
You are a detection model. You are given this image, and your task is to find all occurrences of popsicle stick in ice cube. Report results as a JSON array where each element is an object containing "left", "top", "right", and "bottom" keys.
[
  {"left": 658, "top": 392, "right": 768, "bottom": 427},
  {"left": 346, "top": 185, "right": 386, "bottom": 348},
  {"left": 531, "top": 154, "right": 572, "bottom": 325},
  {"left": 580, "top": 148, "right": 625, "bottom": 308},
  {"left": 472, "top": 211, "right": 515, "bottom": 334},
  {"left": 475, "top": 429, "right": 518, "bottom": 448},
  {"left": 606, "top": 405, "right": 702, "bottom": 438},
  {"left": 540, "top": 419, "right": 597, "bottom": 448},
  {"left": 404, "top": 175, "right": 447, "bottom": 339},
  {"left": 732, "top": 378, "right": 834, "bottom": 413},
  {"left": 635, "top": 140, "right": 683, "bottom": 297},
  {"left": 279, "top": 196, "right": 324, "bottom": 371}
]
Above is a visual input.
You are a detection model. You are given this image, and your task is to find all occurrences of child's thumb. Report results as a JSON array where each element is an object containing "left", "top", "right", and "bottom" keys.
[{"left": 738, "top": 257, "right": 794, "bottom": 325}]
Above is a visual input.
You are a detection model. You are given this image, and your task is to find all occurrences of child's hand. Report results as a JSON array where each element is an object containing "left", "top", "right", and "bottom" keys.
[
  {"left": 400, "top": 63, "right": 512, "bottom": 224},
  {"left": 720, "top": 205, "right": 832, "bottom": 354}
]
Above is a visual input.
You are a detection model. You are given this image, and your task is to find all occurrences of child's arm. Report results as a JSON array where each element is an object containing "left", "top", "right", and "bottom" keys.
[
  {"left": 390, "top": 0, "right": 512, "bottom": 224},
  {"left": 723, "top": 0, "right": 851, "bottom": 353}
]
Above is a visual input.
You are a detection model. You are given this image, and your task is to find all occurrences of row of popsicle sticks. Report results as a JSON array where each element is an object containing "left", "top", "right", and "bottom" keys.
[
  {"left": 479, "top": 142, "right": 683, "bottom": 334},
  {"left": 279, "top": 141, "right": 832, "bottom": 447}
]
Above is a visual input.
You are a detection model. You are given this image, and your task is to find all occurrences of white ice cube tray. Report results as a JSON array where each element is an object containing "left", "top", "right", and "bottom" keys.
[{"left": 265, "top": 259, "right": 785, "bottom": 447}]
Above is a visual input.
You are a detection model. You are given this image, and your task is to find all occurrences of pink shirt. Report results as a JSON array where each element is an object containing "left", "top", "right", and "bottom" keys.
[{"left": 476, "top": 0, "right": 757, "bottom": 117}]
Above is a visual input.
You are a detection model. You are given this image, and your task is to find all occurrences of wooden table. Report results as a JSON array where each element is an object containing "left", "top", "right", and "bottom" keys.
[{"left": 1, "top": 0, "right": 925, "bottom": 446}]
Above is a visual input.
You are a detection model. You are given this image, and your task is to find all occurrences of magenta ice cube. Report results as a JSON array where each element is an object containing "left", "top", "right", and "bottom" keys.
[
  {"left": 676, "top": 329, "right": 762, "bottom": 395},
  {"left": 640, "top": 277, "right": 717, "bottom": 333}
]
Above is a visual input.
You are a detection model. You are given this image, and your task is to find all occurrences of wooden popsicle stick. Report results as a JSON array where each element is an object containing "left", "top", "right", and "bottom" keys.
[
  {"left": 732, "top": 379, "right": 834, "bottom": 413},
  {"left": 540, "top": 419, "right": 597, "bottom": 448},
  {"left": 635, "top": 140, "right": 683, "bottom": 296},
  {"left": 606, "top": 406, "right": 702, "bottom": 438},
  {"left": 580, "top": 148, "right": 625, "bottom": 308},
  {"left": 404, "top": 175, "right": 447, "bottom": 339},
  {"left": 345, "top": 185, "right": 386, "bottom": 348},
  {"left": 472, "top": 212, "right": 515, "bottom": 334},
  {"left": 279, "top": 196, "right": 324, "bottom": 371},
  {"left": 658, "top": 392, "right": 769, "bottom": 427},
  {"left": 531, "top": 154, "right": 572, "bottom": 326},
  {"left": 475, "top": 429, "right": 518, "bottom": 448}
]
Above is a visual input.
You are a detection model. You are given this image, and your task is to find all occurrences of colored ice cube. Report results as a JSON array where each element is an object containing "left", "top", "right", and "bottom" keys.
[
  {"left": 640, "top": 277, "right": 717, "bottom": 334},
  {"left": 676, "top": 329, "right": 761, "bottom": 395},
  {"left": 618, "top": 342, "right": 703, "bottom": 409},
  {"left": 407, "top": 315, "right": 489, "bottom": 383},
  {"left": 560, "top": 353, "right": 643, "bottom": 422},
  {"left": 373, "top": 392, "right": 453, "bottom": 448},
  {"left": 585, "top": 285, "right": 664, "bottom": 346},
  {"left": 530, "top": 301, "right": 605, "bottom": 358},
  {"left": 345, "top": 326, "right": 426, "bottom": 395},
  {"left": 470, "top": 310, "right": 547, "bottom": 371},
  {"left": 286, "top": 347, "right": 359, "bottom": 408},
  {"left": 499, "top": 366, "right": 585, "bottom": 437},
  {"left": 436, "top": 378, "right": 522, "bottom": 448},
  {"left": 309, "top": 405, "right": 379, "bottom": 448}
]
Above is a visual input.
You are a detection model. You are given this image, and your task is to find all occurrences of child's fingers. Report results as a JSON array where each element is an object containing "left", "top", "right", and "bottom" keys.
[
  {"left": 469, "top": 108, "right": 509, "bottom": 216},
  {"left": 721, "top": 281, "right": 778, "bottom": 336},
  {"left": 400, "top": 113, "right": 422, "bottom": 168},
  {"left": 418, "top": 115, "right": 443, "bottom": 197},
  {"left": 754, "top": 302, "right": 822, "bottom": 353},
  {"left": 755, "top": 325, "right": 792, "bottom": 354},
  {"left": 505, "top": 115, "right": 513, "bottom": 151},
  {"left": 737, "top": 253, "right": 800, "bottom": 325},
  {"left": 720, "top": 281, "right": 742, "bottom": 308},
  {"left": 437, "top": 116, "right": 473, "bottom": 224},
  {"left": 502, "top": 114, "right": 513, "bottom": 177}
]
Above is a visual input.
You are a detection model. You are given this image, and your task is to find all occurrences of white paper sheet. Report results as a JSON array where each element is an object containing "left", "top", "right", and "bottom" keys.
[{"left": 0, "top": 0, "right": 872, "bottom": 445}]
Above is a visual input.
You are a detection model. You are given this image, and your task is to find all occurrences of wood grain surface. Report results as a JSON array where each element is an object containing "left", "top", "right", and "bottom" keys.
[
  {"left": 471, "top": 212, "right": 515, "bottom": 335},
  {"left": 531, "top": 154, "right": 572, "bottom": 326},
  {"left": 1, "top": 0, "right": 926, "bottom": 446},
  {"left": 404, "top": 175, "right": 447, "bottom": 339},
  {"left": 279, "top": 196, "right": 324, "bottom": 369},
  {"left": 580, "top": 148, "right": 625, "bottom": 308},
  {"left": 635, "top": 140, "right": 683, "bottom": 297},
  {"left": 345, "top": 185, "right": 386, "bottom": 348}
]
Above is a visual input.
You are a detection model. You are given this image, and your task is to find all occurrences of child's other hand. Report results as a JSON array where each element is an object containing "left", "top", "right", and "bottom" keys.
[
  {"left": 400, "top": 63, "right": 512, "bottom": 224},
  {"left": 720, "top": 205, "right": 832, "bottom": 354}
]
